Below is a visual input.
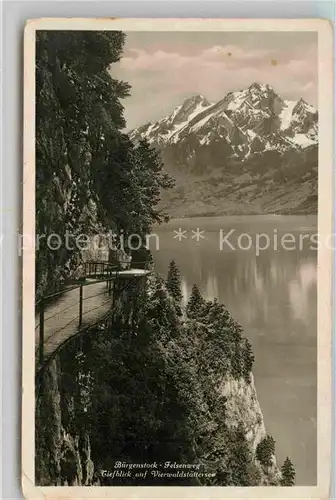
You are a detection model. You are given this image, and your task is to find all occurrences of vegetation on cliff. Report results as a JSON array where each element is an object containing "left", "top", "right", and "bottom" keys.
[
  {"left": 37, "top": 265, "right": 295, "bottom": 486},
  {"left": 36, "top": 31, "right": 172, "bottom": 298},
  {"left": 280, "top": 457, "right": 296, "bottom": 486},
  {"left": 35, "top": 30, "right": 296, "bottom": 488}
]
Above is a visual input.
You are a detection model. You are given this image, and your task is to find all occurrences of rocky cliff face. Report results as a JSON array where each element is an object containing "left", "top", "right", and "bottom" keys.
[
  {"left": 36, "top": 317, "right": 280, "bottom": 486},
  {"left": 221, "top": 375, "right": 280, "bottom": 485},
  {"left": 36, "top": 357, "right": 96, "bottom": 486},
  {"left": 36, "top": 150, "right": 104, "bottom": 300},
  {"left": 131, "top": 83, "right": 318, "bottom": 217},
  {"left": 222, "top": 375, "right": 265, "bottom": 452}
]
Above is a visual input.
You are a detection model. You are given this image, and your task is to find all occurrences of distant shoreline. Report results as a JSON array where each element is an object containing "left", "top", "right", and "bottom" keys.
[{"left": 161, "top": 212, "right": 318, "bottom": 221}]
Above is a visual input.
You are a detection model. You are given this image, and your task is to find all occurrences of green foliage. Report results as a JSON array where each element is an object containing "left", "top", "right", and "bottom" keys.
[
  {"left": 145, "top": 276, "right": 180, "bottom": 340},
  {"left": 213, "top": 426, "right": 256, "bottom": 486},
  {"left": 36, "top": 31, "right": 173, "bottom": 298},
  {"left": 131, "top": 140, "right": 175, "bottom": 234},
  {"left": 186, "top": 284, "right": 204, "bottom": 318},
  {"left": 280, "top": 457, "right": 296, "bottom": 486},
  {"left": 36, "top": 31, "right": 129, "bottom": 295},
  {"left": 166, "top": 260, "right": 183, "bottom": 314},
  {"left": 84, "top": 271, "right": 264, "bottom": 485},
  {"left": 35, "top": 33, "right": 286, "bottom": 485},
  {"left": 256, "top": 434, "right": 276, "bottom": 467},
  {"left": 242, "top": 338, "right": 255, "bottom": 383},
  {"left": 93, "top": 137, "right": 174, "bottom": 240},
  {"left": 187, "top": 294, "right": 254, "bottom": 381},
  {"left": 37, "top": 269, "right": 284, "bottom": 487},
  {"left": 76, "top": 277, "right": 200, "bottom": 484}
]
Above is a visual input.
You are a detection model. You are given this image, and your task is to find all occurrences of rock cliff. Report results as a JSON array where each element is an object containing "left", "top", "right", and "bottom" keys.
[{"left": 35, "top": 279, "right": 281, "bottom": 487}]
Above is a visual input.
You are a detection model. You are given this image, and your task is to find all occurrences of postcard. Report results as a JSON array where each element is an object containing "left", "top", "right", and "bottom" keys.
[{"left": 22, "top": 18, "right": 333, "bottom": 499}]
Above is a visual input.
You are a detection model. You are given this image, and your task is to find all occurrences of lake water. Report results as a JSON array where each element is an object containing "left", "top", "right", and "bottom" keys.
[{"left": 150, "top": 215, "right": 317, "bottom": 485}]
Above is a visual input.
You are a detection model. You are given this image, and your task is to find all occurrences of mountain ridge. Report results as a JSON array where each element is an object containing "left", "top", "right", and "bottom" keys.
[
  {"left": 130, "top": 83, "right": 318, "bottom": 154},
  {"left": 130, "top": 83, "right": 318, "bottom": 217}
]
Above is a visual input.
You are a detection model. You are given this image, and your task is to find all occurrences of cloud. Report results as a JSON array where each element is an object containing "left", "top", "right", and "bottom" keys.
[
  {"left": 121, "top": 48, "right": 190, "bottom": 72},
  {"left": 201, "top": 44, "right": 272, "bottom": 63},
  {"left": 120, "top": 45, "right": 276, "bottom": 73},
  {"left": 113, "top": 38, "right": 317, "bottom": 129}
]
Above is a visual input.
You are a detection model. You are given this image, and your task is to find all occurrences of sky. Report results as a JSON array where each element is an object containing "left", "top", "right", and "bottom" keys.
[{"left": 111, "top": 31, "right": 318, "bottom": 130}]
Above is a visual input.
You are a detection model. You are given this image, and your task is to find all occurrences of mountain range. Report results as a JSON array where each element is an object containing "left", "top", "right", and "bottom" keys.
[{"left": 130, "top": 83, "right": 318, "bottom": 217}]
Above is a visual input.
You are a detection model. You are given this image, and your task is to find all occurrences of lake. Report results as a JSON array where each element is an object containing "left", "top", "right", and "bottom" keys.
[{"left": 150, "top": 215, "right": 317, "bottom": 486}]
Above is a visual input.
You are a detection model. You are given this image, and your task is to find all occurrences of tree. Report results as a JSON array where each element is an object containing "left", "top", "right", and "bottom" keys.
[
  {"left": 35, "top": 31, "right": 130, "bottom": 297},
  {"left": 256, "top": 435, "right": 275, "bottom": 467},
  {"left": 139, "top": 275, "right": 180, "bottom": 342},
  {"left": 186, "top": 284, "right": 204, "bottom": 318},
  {"left": 242, "top": 338, "right": 255, "bottom": 383},
  {"left": 131, "top": 139, "right": 175, "bottom": 234},
  {"left": 93, "top": 137, "right": 174, "bottom": 247},
  {"left": 166, "top": 261, "right": 183, "bottom": 314},
  {"left": 280, "top": 457, "right": 296, "bottom": 486},
  {"left": 35, "top": 31, "right": 174, "bottom": 298}
]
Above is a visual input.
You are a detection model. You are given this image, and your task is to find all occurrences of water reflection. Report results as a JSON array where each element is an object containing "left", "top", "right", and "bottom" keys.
[
  {"left": 176, "top": 248, "right": 316, "bottom": 339},
  {"left": 152, "top": 215, "right": 317, "bottom": 485},
  {"left": 289, "top": 262, "right": 317, "bottom": 326}
]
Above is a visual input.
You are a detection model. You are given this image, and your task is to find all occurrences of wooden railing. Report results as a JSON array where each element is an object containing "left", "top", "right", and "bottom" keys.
[
  {"left": 35, "top": 260, "right": 151, "bottom": 367},
  {"left": 82, "top": 261, "right": 120, "bottom": 280}
]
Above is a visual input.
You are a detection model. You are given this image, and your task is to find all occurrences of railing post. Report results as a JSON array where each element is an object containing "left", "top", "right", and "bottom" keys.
[
  {"left": 39, "top": 299, "right": 44, "bottom": 366},
  {"left": 112, "top": 279, "right": 116, "bottom": 308},
  {"left": 79, "top": 284, "right": 83, "bottom": 328},
  {"left": 106, "top": 266, "right": 110, "bottom": 290}
]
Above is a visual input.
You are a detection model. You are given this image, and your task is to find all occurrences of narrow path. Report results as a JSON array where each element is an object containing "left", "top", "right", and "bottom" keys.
[{"left": 35, "top": 269, "right": 149, "bottom": 361}]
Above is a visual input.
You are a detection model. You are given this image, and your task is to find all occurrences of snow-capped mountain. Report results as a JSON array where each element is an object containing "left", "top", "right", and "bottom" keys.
[
  {"left": 130, "top": 83, "right": 318, "bottom": 216},
  {"left": 132, "top": 94, "right": 213, "bottom": 145},
  {"left": 131, "top": 83, "right": 318, "bottom": 157}
]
